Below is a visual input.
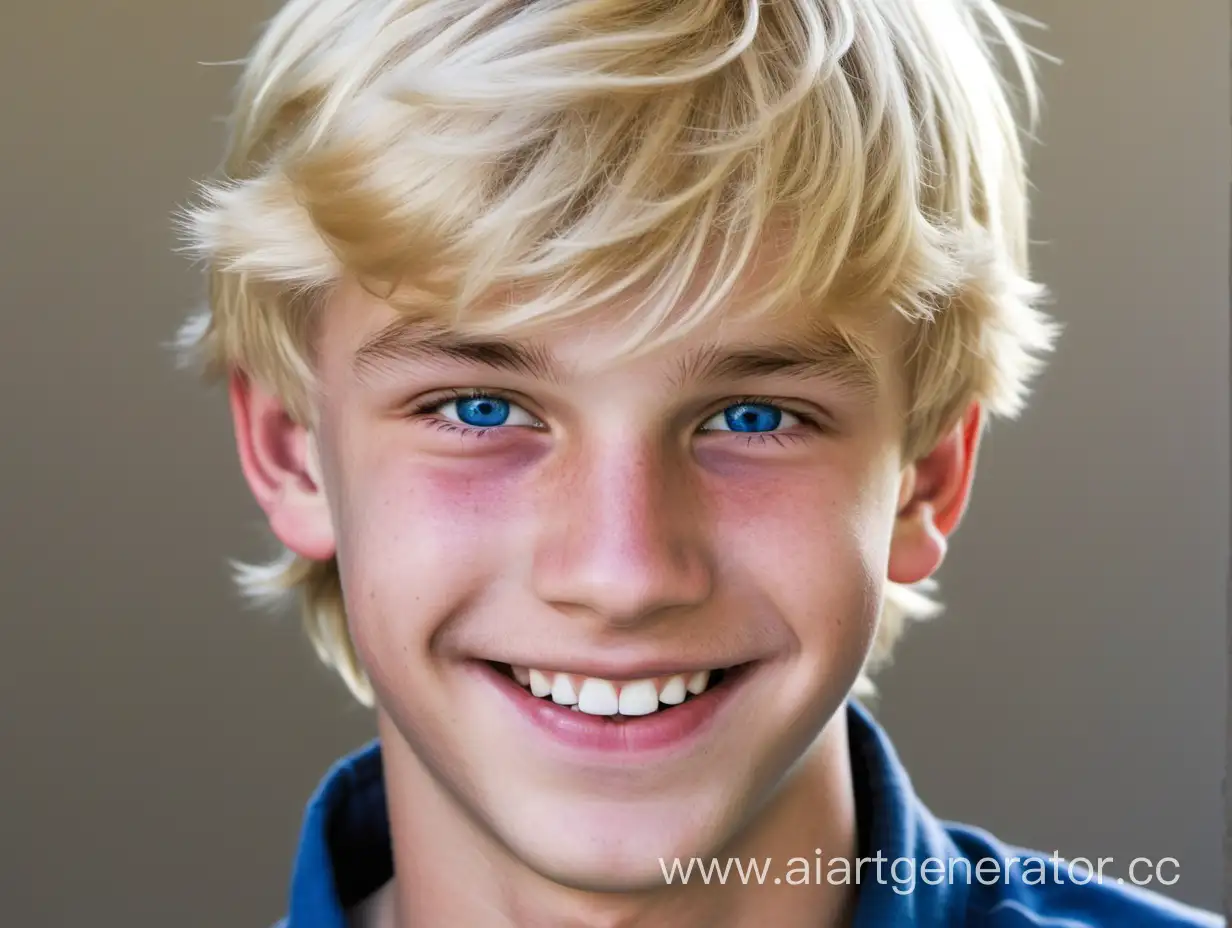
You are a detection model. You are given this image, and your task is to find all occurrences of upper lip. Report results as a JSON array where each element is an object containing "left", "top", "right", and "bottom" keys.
[{"left": 481, "top": 658, "right": 750, "bottom": 681}]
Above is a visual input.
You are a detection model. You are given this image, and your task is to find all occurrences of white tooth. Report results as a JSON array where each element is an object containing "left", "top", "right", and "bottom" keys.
[
  {"left": 686, "top": 670, "right": 710, "bottom": 695},
  {"left": 577, "top": 678, "right": 619, "bottom": 716},
  {"left": 618, "top": 680, "right": 660, "bottom": 716},
  {"left": 551, "top": 674, "right": 578, "bottom": 705},
  {"left": 512, "top": 666, "right": 531, "bottom": 686},
  {"left": 528, "top": 669, "right": 552, "bottom": 698},
  {"left": 658, "top": 675, "right": 687, "bottom": 705}
]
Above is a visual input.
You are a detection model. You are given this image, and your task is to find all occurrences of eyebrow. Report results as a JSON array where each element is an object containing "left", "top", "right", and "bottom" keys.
[
  {"left": 353, "top": 319, "right": 564, "bottom": 384},
  {"left": 353, "top": 318, "right": 878, "bottom": 394},
  {"left": 668, "top": 338, "right": 880, "bottom": 395}
]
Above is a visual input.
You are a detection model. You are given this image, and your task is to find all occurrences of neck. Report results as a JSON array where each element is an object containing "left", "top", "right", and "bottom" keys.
[{"left": 364, "top": 709, "right": 859, "bottom": 928}]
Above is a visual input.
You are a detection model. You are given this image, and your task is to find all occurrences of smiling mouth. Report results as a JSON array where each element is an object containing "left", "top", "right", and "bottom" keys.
[{"left": 487, "top": 661, "right": 746, "bottom": 721}]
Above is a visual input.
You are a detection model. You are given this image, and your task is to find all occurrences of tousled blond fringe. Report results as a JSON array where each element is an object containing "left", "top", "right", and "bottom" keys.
[{"left": 178, "top": 0, "right": 1057, "bottom": 705}]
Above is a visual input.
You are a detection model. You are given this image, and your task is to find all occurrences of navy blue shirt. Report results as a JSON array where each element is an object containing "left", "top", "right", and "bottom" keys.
[{"left": 277, "top": 702, "right": 1222, "bottom": 927}]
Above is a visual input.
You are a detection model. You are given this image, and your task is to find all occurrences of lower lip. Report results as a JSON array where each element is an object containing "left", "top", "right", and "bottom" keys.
[{"left": 476, "top": 662, "right": 751, "bottom": 755}]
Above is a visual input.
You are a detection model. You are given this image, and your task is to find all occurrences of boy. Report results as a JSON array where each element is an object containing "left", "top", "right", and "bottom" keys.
[{"left": 178, "top": 0, "right": 1223, "bottom": 925}]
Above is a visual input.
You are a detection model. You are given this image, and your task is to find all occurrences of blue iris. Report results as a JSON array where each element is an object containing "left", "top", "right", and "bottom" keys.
[
  {"left": 723, "top": 403, "right": 782, "bottom": 432},
  {"left": 455, "top": 396, "right": 510, "bottom": 427}
]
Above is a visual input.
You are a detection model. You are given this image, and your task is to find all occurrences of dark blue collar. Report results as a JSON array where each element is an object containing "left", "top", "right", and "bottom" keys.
[{"left": 281, "top": 700, "right": 1219, "bottom": 927}]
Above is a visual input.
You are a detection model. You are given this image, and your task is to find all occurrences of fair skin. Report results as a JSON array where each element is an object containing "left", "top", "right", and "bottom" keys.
[{"left": 231, "top": 268, "right": 980, "bottom": 928}]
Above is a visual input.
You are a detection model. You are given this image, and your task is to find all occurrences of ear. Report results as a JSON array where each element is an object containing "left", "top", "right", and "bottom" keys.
[
  {"left": 886, "top": 402, "right": 982, "bottom": 585},
  {"left": 228, "top": 372, "right": 336, "bottom": 562}
]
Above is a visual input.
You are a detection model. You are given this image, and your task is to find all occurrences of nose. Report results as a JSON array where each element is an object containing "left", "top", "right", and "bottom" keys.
[{"left": 530, "top": 441, "right": 714, "bottom": 627}]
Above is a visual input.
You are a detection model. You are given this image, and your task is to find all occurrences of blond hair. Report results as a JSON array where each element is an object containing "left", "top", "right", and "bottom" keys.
[{"left": 178, "top": 0, "right": 1057, "bottom": 704}]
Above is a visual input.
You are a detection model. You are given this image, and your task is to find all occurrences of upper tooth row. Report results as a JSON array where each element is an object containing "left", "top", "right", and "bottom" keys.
[{"left": 512, "top": 668, "right": 711, "bottom": 716}]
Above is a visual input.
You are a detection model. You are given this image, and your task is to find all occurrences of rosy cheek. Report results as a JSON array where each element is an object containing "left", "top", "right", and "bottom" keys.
[
  {"left": 701, "top": 458, "right": 886, "bottom": 627},
  {"left": 709, "top": 471, "right": 847, "bottom": 564},
  {"left": 412, "top": 459, "right": 531, "bottom": 532},
  {"left": 355, "top": 428, "right": 541, "bottom": 522},
  {"left": 339, "top": 443, "right": 541, "bottom": 602},
  {"left": 695, "top": 446, "right": 844, "bottom": 531}
]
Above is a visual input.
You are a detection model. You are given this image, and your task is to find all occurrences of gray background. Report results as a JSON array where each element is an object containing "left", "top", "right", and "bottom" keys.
[{"left": 0, "top": 1, "right": 1226, "bottom": 925}]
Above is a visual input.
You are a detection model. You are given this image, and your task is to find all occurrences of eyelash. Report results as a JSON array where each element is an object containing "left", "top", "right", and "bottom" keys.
[{"left": 405, "top": 389, "right": 824, "bottom": 444}]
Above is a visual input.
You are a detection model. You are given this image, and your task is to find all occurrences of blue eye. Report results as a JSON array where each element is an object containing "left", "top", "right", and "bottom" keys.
[
  {"left": 434, "top": 394, "right": 540, "bottom": 429},
  {"left": 455, "top": 396, "right": 510, "bottom": 427},
  {"left": 703, "top": 402, "right": 799, "bottom": 433},
  {"left": 724, "top": 403, "right": 781, "bottom": 432}
]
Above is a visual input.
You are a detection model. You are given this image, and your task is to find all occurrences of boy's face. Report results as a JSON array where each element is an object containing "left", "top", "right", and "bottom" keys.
[{"left": 234, "top": 269, "right": 976, "bottom": 890}]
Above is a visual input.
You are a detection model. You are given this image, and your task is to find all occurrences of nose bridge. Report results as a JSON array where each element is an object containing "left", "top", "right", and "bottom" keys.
[{"left": 531, "top": 436, "right": 712, "bottom": 624}]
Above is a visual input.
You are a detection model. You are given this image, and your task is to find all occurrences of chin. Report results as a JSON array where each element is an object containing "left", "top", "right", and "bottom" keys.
[
  {"left": 488, "top": 787, "right": 746, "bottom": 893},
  {"left": 511, "top": 823, "right": 729, "bottom": 893}
]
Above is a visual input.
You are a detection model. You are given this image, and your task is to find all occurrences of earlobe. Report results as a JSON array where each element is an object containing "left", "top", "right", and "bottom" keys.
[
  {"left": 886, "top": 403, "right": 982, "bottom": 585},
  {"left": 228, "top": 373, "right": 337, "bottom": 562}
]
